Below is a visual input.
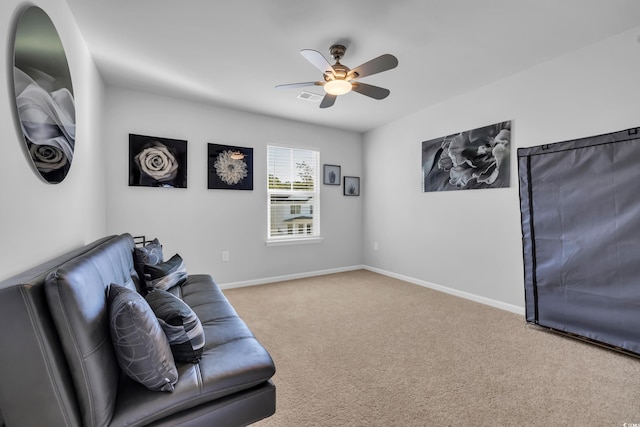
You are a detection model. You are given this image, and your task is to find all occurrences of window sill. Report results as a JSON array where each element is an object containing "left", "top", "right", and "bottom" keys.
[{"left": 266, "top": 237, "right": 324, "bottom": 247}]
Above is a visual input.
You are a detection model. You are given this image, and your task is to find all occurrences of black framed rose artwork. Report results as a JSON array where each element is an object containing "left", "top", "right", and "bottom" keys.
[
  {"left": 208, "top": 143, "right": 253, "bottom": 190},
  {"left": 13, "top": 6, "right": 75, "bottom": 184},
  {"left": 422, "top": 121, "right": 511, "bottom": 192},
  {"left": 129, "top": 134, "right": 187, "bottom": 188}
]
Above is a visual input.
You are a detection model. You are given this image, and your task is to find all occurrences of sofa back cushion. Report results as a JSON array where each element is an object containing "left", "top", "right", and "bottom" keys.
[
  {"left": 45, "top": 234, "right": 137, "bottom": 427},
  {"left": 0, "top": 235, "right": 116, "bottom": 427}
]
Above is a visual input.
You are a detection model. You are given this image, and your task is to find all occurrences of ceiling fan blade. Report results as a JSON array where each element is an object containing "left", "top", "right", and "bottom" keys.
[
  {"left": 301, "top": 49, "right": 335, "bottom": 74},
  {"left": 276, "top": 82, "right": 322, "bottom": 90},
  {"left": 319, "top": 94, "right": 337, "bottom": 108},
  {"left": 351, "top": 82, "right": 390, "bottom": 100},
  {"left": 348, "top": 54, "right": 398, "bottom": 79}
]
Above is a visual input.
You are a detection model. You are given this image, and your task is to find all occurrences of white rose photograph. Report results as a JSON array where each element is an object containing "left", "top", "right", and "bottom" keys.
[
  {"left": 208, "top": 143, "right": 253, "bottom": 190},
  {"left": 129, "top": 134, "right": 187, "bottom": 188}
]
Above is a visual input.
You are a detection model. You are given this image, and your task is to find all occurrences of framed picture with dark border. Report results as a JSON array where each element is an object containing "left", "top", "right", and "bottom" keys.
[
  {"left": 323, "top": 164, "right": 341, "bottom": 185},
  {"left": 208, "top": 143, "right": 253, "bottom": 190},
  {"left": 129, "top": 134, "right": 187, "bottom": 188},
  {"left": 344, "top": 176, "right": 360, "bottom": 196}
]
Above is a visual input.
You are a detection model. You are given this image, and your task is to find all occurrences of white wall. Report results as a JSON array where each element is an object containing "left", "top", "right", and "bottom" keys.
[
  {"left": 0, "top": 0, "right": 106, "bottom": 280},
  {"left": 104, "top": 87, "right": 363, "bottom": 284},
  {"left": 363, "top": 26, "right": 640, "bottom": 311}
]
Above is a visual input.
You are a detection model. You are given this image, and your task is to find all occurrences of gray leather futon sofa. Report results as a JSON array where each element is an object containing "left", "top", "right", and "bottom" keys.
[{"left": 0, "top": 233, "right": 275, "bottom": 426}]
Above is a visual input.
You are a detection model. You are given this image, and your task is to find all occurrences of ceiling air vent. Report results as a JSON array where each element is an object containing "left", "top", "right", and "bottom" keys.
[{"left": 297, "top": 91, "right": 323, "bottom": 103}]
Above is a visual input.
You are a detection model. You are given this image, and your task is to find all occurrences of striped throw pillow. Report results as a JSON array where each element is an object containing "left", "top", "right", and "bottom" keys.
[
  {"left": 146, "top": 289, "right": 205, "bottom": 363},
  {"left": 144, "top": 254, "right": 187, "bottom": 291}
]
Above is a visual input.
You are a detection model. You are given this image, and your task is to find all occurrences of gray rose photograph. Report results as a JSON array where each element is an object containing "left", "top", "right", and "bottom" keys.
[
  {"left": 208, "top": 143, "right": 253, "bottom": 190},
  {"left": 422, "top": 120, "right": 511, "bottom": 192},
  {"left": 129, "top": 134, "right": 187, "bottom": 188}
]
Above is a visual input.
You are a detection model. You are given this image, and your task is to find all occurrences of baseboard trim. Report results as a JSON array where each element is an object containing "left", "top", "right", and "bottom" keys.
[
  {"left": 219, "top": 265, "right": 525, "bottom": 316},
  {"left": 219, "top": 265, "right": 366, "bottom": 290},
  {"left": 363, "top": 266, "right": 525, "bottom": 316}
]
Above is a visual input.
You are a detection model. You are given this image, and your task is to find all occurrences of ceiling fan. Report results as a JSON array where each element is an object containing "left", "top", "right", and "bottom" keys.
[{"left": 276, "top": 44, "right": 398, "bottom": 108}]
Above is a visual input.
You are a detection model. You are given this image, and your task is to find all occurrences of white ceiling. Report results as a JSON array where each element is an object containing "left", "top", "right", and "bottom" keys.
[{"left": 65, "top": 0, "right": 640, "bottom": 133}]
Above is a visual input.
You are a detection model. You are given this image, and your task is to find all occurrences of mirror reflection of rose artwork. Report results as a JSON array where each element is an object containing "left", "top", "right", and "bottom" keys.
[
  {"left": 129, "top": 134, "right": 187, "bottom": 188},
  {"left": 208, "top": 144, "right": 253, "bottom": 190},
  {"left": 13, "top": 7, "right": 75, "bottom": 184},
  {"left": 422, "top": 121, "right": 511, "bottom": 192}
]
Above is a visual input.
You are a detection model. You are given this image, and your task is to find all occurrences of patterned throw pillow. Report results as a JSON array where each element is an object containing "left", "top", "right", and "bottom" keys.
[
  {"left": 107, "top": 284, "right": 178, "bottom": 392},
  {"left": 146, "top": 289, "right": 205, "bottom": 363},
  {"left": 134, "top": 238, "right": 164, "bottom": 289},
  {"left": 144, "top": 254, "right": 187, "bottom": 291},
  {"left": 134, "top": 238, "right": 164, "bottom": 264}
]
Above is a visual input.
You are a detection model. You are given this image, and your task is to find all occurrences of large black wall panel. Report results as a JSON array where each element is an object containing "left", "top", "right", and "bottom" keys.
[{"left": 518, "top": 127, "right": 640, "bottom": 356}]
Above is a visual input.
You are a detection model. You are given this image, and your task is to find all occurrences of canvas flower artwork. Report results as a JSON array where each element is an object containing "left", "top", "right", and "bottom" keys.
[
  {"left": 208, "top": 144, "right": 253, "bottom": 190},
  {"left": 422, "top": 121, "right": 511, "bottom": 192},
  {"left": 213, "top": 150, "right": 248, "bottom": 185},
  {"left": 135, "top": 142, "right": 179, "bottom": 183},
  {"left": 129, "top": 134, "right": 187, "bottom": 188}
]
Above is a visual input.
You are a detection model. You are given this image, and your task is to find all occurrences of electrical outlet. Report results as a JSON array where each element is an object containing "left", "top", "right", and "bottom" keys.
[
  {"left": 222, "top": 250, "right": 229, "bottom": 262},
  {"left": 373, "top": 242, "right": 379, "bottom": 251}
]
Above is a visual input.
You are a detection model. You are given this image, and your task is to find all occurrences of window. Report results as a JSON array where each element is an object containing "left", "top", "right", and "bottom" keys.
[{"left": 267, "top": 146, "right": 320, "bottom": 242}]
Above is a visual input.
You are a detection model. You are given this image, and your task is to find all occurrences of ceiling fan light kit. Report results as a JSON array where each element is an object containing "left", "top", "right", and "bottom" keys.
[
  {"left": 276, "top": 44, "right": 398, "bottom": 108},
  {"left": 324, "top": 79, "right": 352, "bottom": 95}
]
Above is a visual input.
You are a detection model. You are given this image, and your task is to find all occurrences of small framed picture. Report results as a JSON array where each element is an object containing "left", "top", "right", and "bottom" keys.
[
  {"left": 343, "top": 176, "right": 360, "bottom": 196},
  {"left": 323, "top": 164, "right": 341, "bottom": 185}
]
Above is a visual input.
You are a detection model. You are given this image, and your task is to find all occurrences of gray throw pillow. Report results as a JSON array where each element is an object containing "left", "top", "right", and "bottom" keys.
[
  {"left": 134, "top": 238, "right": 164, "bottom": 289},
  {"left": 107, "top": 283, "right": 178, "bottom": 392},
  {"left": 146, "top": 289, "right": 205, "bottom": 363},
  {"left": 144, "top": 253, "right": 187, "bottom": 291}
]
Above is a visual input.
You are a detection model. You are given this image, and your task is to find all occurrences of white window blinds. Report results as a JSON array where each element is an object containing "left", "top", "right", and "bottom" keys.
[{"left": 267, "top": 146, "right": 320, "bottom": 240}]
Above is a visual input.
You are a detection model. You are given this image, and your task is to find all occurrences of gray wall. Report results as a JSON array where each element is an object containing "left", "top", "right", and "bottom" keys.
[
  {"left": 362, "top": 26, "right": 640, "bottom": 312},
  {"left": 104, "top": 87, "right": 364, "bottom": 284},
  {"left": 0, "top": 0, "right": 106, "bottom": 280}
]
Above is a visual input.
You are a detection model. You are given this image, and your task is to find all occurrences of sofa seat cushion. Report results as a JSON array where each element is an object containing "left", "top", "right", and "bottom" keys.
[
  {"left": 170, "top": 274, "right": 240, "bottom": 321},
  {"left": 108, "top": 274, "right": 276, "bottom": 426}
]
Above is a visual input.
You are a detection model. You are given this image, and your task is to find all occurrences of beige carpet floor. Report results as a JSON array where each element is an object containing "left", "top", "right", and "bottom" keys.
[{"left": 224, "top": 270, "right": 640, "bottom": 427}]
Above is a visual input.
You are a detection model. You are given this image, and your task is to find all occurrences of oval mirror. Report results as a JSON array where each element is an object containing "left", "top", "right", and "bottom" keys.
[{"left": 13, "top": 6, "right": 75, "bottom": 184}]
